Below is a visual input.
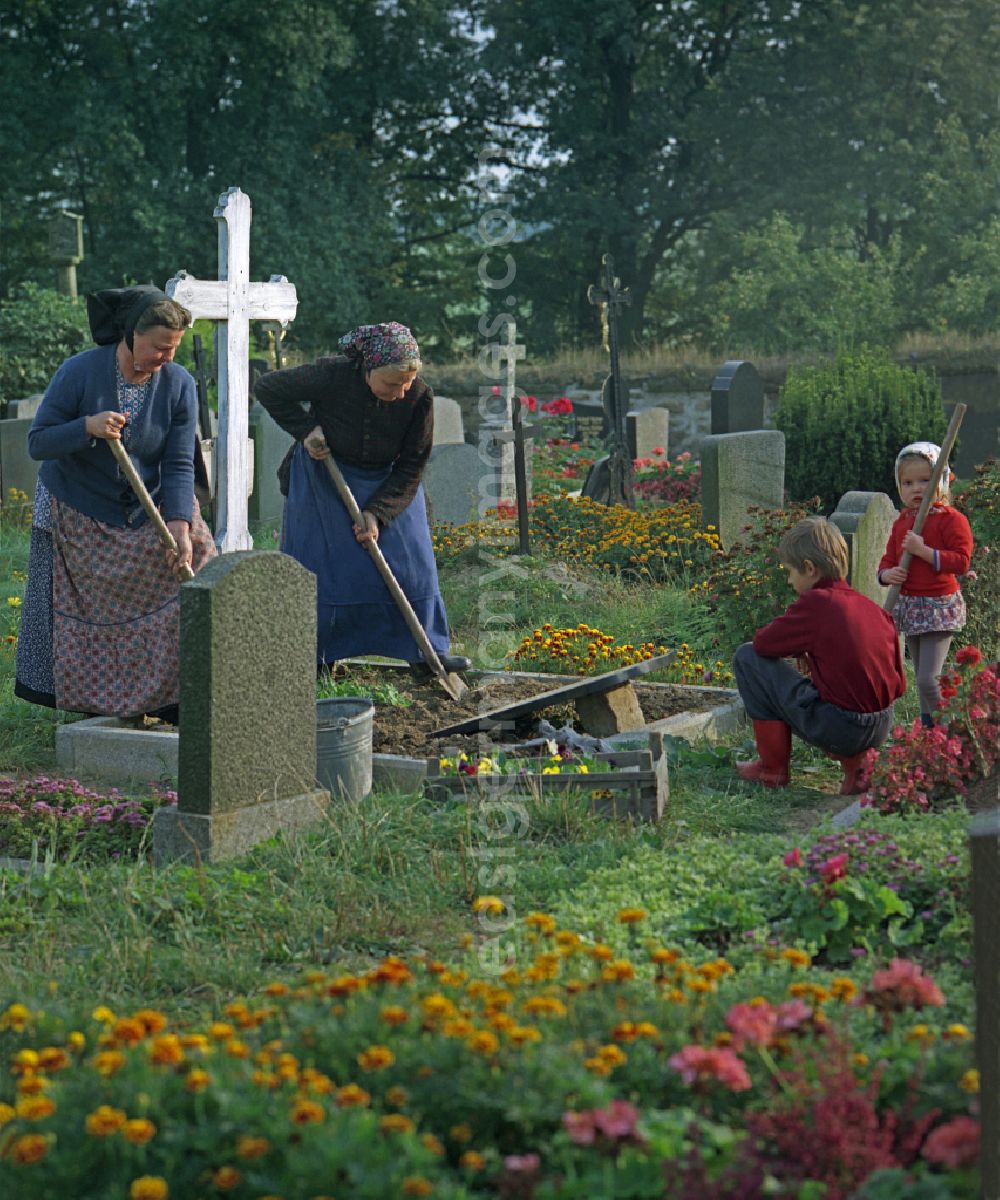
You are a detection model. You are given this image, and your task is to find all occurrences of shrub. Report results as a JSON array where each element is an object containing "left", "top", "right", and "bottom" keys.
[
  {"left": 775, "top": 348, "right": 947, "bottom": 512},
  {"left": 692, "top": 499, "right": 822, "bottom": 655},
  {"left": 864, "top": 649, "right": 999, "bottom": 814},
  {"left": 0, "top": 284, "right": 89, "bottom": 411},
  {"left": 954, "top": 458, "right": 1000, "bottom": 660}
]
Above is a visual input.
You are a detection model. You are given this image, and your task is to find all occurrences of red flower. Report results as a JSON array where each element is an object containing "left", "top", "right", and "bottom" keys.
[
  {"left": 491, "top": 385, "right": 501, "bottom": 395},
  {"left": 922, "top": 1116, "right": 980, "bottom": 1169},
  {"left": 726, "top": 1002, "right": 778, "bottom": 1049},
  {"left": 668, "top": 1044, "right": 752, "bottom": 1091},
  {"left": 523, "top": 395, "right": 538, "bottom": 412},
  {"left": 652, "top": 445, "right": 665, "bottom": 455},
  {"left": 818, "top": 853, "right": 849, "bottom": 884},
  {"left": 783, "top": 848, "right": 803, "bottom": 868},
  {"left": 955, "top": 646, "right": 982, "bottom": 667}
]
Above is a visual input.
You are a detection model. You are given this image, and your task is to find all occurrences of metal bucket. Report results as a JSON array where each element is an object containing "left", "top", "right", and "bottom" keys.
[{"left": 316, "top": 697, "right": 374, "bottom": 802}]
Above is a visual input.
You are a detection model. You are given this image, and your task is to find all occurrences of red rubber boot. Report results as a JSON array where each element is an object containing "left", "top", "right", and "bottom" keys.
[
  {"left": 835, "top": 752, "right": 869, "bottom": 796},
  {"left": 736, "top": 720, "right": 792, "bottom": 788}
]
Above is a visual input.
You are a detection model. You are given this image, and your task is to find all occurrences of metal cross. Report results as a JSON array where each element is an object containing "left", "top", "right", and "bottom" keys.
[
  {"left": 490, "top": 320, "right": 535, "bottom": 553},
  {"left": 587, "top": 254, "right": 634, "bottom": 507}
]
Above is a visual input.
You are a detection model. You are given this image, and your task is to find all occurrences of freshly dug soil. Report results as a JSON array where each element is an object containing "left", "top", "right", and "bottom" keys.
[{"left": 332, "top": 667, "right": 731, "bottom": 760}]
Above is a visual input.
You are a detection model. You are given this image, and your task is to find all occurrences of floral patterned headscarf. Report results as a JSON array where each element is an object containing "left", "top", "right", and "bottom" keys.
[
  {"left": 338, "top": 322, "right": 420, "bottom": 371},
  {"left": 895, "top": 441, "right": 951, "bottom": 500}
]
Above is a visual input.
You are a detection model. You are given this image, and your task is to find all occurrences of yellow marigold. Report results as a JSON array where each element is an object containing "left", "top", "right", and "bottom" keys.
[
  {"left": 129, "top": 1177, "right": 169, "bottom": 1200},
  {"left": 91, "top": 1005, "right": 115, "bottom": 1024},
  {"left": 300, "top": 1068, "right": 334, "bottom": 1095},
  {"left": 235, "top": 1135, "right": 272, "bottom": 1160},
  {"left": 36, "top": 1046, "right": 71, "bottom": 1072},
  {"left": 472, "top": 895, "right": 506, "bottom": 915},
  {"left": 369, "top": 956, "right": 414, "bottom": 985},
  {"left": 944, "top": 1024, "right": 971, "bottom": 1041},
  {"left": 583, "top": 1056, "right": 613, "bottom": 1075},
  {"left": 665, "top": 988, "right": 687, "bottom": 1004},
  {"left": 487, "top": 1012, "right": 516, "bottom": 1033},
  {"left": 385, "top": 1086, "right": 409, "bottom": 1107},
  {"left": 122, "top": 1118, "right": 157, "bottom": 1145},
  {"left": 327, "top": 974, "right": 365, "bottom": 997},
  {"left": 2, "top": 1003, "right": 31, "bottom": 1030},
  {"left": 507, "top": 1025, "right": 543, "bottom": 1046},
  {"left": 112, "top": 1017, "right": 147, "bottom": 1045},
  {"left": 612, "top": 1021, "right": 638, "bottom": 1042},
  {"left": 616, "top": 907, "right": 647, "bottom": 924},
  {"left": 134, "top": 1009, "right": 168, "bottom": 1035},
  {"left": 443, "top": 1017, "right": 475, "bottom": 1038},
  {"left": 16, "top": 1075, "right": 47, "bottom": 1096},
  {"left": 635, "top": 1021, "right": 659, "bottom": 1039},
  {"left": 421, "top": 994, "right": 458, "bottom": 1020},
  {"left": 12, "top": 1048, "right": 39, "bottom": 1072},
  {"left": 0, "top": 1102, "right": 16, "bottom": 1128},
  {"left": 210, "top": 1166, "right": 241, "bottom": 1191},
  {"left": 449, "top": 1122, "right": 473, "bottom": 1143},
  {"left": 185, "top": 1068, "right": 212, "bottom": 1093},
  {"left": 601, "top": 960, "right": 636, "bottom": 982},
  {"left": 586, "top": 943, "right": 614, "bottom": 961},
  {"left": 335, "top": 1083, "right": 371, "bottom": 1108},
  {"left": 380, "top": 1005, "right": 410, "bottom": 1026},
  {"left": 830, "top": 977, "right": 858, "bottom": 1002},
  {"left": 290, "top": 1098, "right": 326, "bottom": 1125},
  {"left": 7, "top": 1132, "right": 49, "bottom": 1165},
  {"left": 402, "top": 1177, "right": 434, "bottom": 1197},
  {"left": 650, "top": 947, "right": 678, "bottom": 965},
  {"left": 85, "top": 1105, "right": 127, "bottom": 1136},
  {"left": 16, "top": 1095, "right": 55, "bottom": 1121},
  {"left": 357, "top": 1044, "right": 395, "bottom": 1072},
  {"left": 780, "top": 948, "right": 811, "bottom": 969},
  {"left": 92, "top": 1050, "right": 126, "bottom": 1077},
  {"left": 960, "top": 1069, "right": 980, "bottom": 1093},
  {"left": 460, "top": 1150, "right": 487, "bottom": 1170},
  {"left": 422, "top": 1133, "right": 445, "bottom": 1156},
  {"left": 149, "top": 1035, "right": 184, "bottom": 1066},
  {"left": 555, "top": 930, "right": 581, "bottom": 949},
  {"left": 907, "top": 1024, "right": 934, "bottom": 1044},
  {"left": 524, "top": 912, "right": 556, "bottom": 933},
  {"left": 263, "top": 981, "right": 289, "bottom": 996},
  {"left": 67, "top": 1031, "right": 86, "bottom": 1052},
  {"left": 522, "top": 995, "right": 567, "bottom": 1017},
  {"left": 853, "top": 1053, "right": 869, "bottom": 1068},
  {"left": 466, "top": 1030, "right": 500, "bottom": 1056},
  {"left": 379, "top": 1113, "right": 416, "bottom": 1135},
  {"left": 208, "top": 1022, "right": 234, "bottom": 1040}
]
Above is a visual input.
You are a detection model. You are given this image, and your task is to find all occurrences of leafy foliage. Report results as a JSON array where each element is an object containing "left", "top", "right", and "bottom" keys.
[
  {"left": 954, "top": 459, "right": 1000, "bottom": 658},
  {"left": 0, "top": 285, "right": 89, "bottom": 410},
  {"left": 775, "top": 349, "right": 947, "bottom": 511}
]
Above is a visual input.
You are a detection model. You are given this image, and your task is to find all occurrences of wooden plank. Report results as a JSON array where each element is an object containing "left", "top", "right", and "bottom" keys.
[{"left": 429, "top": 652, "right": 676, "bottom": 737}]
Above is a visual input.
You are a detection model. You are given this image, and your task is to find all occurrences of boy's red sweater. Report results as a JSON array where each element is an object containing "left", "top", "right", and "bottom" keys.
[{"left": 752, "top": 578, "right": 906, "bottom": 713}]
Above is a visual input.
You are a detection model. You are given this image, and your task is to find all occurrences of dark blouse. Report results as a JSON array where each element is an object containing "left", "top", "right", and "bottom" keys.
[{"left": 254, "top": 355, "right": 434, "bottom": 527}]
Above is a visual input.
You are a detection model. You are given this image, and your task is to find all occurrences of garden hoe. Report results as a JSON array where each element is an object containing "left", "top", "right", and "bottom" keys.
[
  {"left": 307, "top": 438, "right": 469, "bottom": 703},
  {"left": 108, "top": 439, "right": 195, "bottom": 582}
]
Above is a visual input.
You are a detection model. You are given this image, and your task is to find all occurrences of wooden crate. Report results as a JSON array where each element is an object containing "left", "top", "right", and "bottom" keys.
[{"left": 424, "top": 732, "right": 668, "bottom": 822}]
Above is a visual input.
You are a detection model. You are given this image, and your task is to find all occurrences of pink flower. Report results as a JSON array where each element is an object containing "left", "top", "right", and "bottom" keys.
[
  {"left": 783, "top": 848, "right": 803, "bottom": 868},
  {"left": 922, "top": 1116, "right": 980, "bottom": 1169},
  {"left": 563, "top": 1100, "right": 641, "bottom": 1147},
  {"left": 503, "top": 1153, "right": 541, "bottom": 1173},
  {"left": 652, "top": 445, "right": 665, "bottom": 456},
  {"left": 726, "top": 1002, "right": 778, "bottom": 1048},
  {"left": 774, "top": 999, "right": 812, "bottom": 1032},
  {"left": 864, "top": 958, "right": 945, "bottom": 1012},
  {"left": 491, "top": 385, "right": 501, "bottom": 395},
  {"left": 668, "top": 1044, "right": 752, "bottom": 1091}
]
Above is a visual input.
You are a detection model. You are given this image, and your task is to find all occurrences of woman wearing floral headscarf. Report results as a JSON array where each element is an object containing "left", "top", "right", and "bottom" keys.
[{"left": 255, "top": 322, "right": 469, "bottom": 677}]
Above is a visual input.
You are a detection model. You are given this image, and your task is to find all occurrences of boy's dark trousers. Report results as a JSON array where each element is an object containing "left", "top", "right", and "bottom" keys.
[{"left": 733, "top": 643, "right": 894, "bottom": 758}]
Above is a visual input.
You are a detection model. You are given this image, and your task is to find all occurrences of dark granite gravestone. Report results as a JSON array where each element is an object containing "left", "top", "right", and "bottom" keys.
[
  {"left": 573, "top": 396, "right": 609, "bottom": 443},
  {"left": 152, "top": 552, "right": 329, "bottom": 863},
  {"left": 710, "top": 360, "right": 764, "bottom": 434}
]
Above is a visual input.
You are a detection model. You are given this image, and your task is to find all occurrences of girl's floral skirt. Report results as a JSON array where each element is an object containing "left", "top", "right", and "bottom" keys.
[{"left": 894, "top": 590, "right": 966, "bottom": 636}]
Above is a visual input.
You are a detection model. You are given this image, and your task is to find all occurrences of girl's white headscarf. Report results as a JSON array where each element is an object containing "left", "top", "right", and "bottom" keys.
[{"left": 894, "top": 441, "right": 950, "bottom": 500}]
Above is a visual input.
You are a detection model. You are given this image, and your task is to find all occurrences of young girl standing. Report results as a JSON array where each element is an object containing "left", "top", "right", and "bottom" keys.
[{"left": 878, "top": 441, "right": 974, "bottom": 726}]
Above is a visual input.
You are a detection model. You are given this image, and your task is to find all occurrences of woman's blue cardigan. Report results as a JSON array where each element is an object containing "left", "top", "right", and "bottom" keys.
[{"left": 28, "top": 344, "right": 197, "bottom": 527}]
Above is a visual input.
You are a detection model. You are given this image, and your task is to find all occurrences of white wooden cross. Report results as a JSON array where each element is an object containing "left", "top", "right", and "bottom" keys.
[{"left": 166, "top": 187, "right": 297, "bottom": 552}]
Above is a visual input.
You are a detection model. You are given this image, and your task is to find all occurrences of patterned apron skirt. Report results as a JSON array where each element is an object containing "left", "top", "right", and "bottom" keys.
[{"left": 27, "top": 496, "right": 215, "bottom": 715}]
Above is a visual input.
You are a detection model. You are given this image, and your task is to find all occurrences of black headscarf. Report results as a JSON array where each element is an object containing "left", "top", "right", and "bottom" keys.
[{"left": 85, "top": 285, "right": 169, "bottom": 350}]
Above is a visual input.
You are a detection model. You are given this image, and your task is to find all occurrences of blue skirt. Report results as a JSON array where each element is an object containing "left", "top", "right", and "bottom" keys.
[{"left": 281, "top": 445, "right": 450, "bottom": 665}]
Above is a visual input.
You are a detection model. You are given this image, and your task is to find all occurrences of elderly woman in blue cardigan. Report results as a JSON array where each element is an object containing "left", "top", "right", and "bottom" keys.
[{"left": 14, "top": 286, "right": 216, "bottom": 719}]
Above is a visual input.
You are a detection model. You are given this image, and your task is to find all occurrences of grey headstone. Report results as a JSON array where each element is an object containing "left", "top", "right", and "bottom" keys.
[
  {"left": 710, "top": 360, "right": 764, "bottom": 434},
  {"left": 153, "top": 552, "right": 328, "bottom": 864},
  {"left": 969, "top": 807, "right": 1000, "bottom": 1199},
  {"left": 0, "top": 417, "right": 41, "bottom": 507},
  {"left": 432, "top": 395, "right": 465, "bottom": 446},
  {"left": 626, "top": 407, "right": 670, "bottom": 462},
  {"left": 700, "top": 431, "right": 785, "bottom": 549},
  {"left": 829, "top": 491, "right": 898, "bottom": 606},
  {"left": 423, "top": 442, "right": 492, "bottom": 526},
  {"left": 5, "top": 394, "right": 44, "bottom": 421},
  {"left": 249, "top": 401, "right": 294, "bottom": 526}
]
